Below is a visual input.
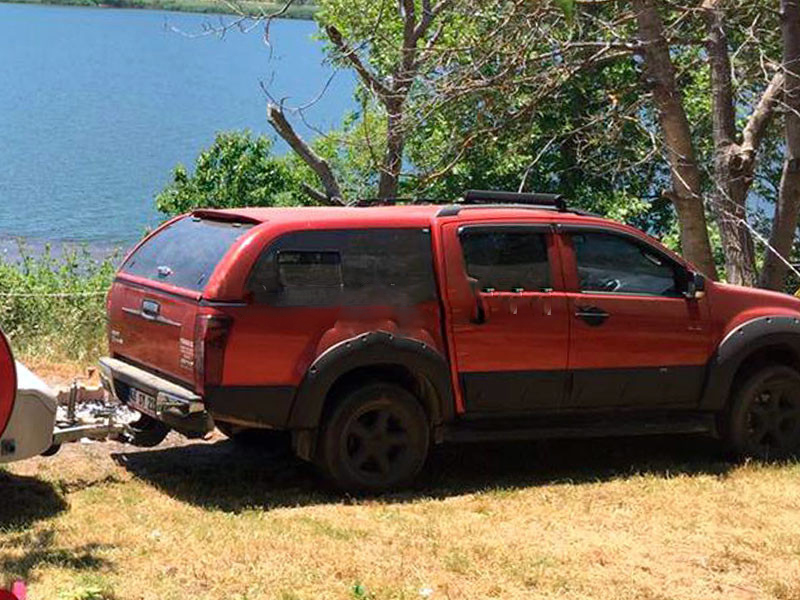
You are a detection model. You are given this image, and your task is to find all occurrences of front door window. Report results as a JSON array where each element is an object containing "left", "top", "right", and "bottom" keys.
[{"left": 572, "top": 232, "right": 682, "bottom": 297}]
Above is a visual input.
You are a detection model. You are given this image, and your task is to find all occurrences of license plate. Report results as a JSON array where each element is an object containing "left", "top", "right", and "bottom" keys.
[{"left": 128, "top": 388, "right": 158, "bottom": 417}]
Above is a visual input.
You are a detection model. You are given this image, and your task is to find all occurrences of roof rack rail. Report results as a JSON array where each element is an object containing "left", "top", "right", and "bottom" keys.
[
  {"left": 463, "top": 189, "right": 565, "bottom": 208},
  {"left": 436, "top": 189, "right": 567, "bottom": 217}
]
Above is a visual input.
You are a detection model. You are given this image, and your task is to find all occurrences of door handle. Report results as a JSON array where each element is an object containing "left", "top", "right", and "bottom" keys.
[{"left": 575, "top": 305, "right": 610, "bottom": 326}]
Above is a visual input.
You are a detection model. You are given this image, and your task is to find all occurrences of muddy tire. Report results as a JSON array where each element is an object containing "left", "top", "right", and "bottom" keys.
[
  {"left": 724, "top": 365, "right": 800, "bottom": 460},
  {"left": 118, "top": 414, "right": 170, "bottom": 448},
  {"left": 318, "top": 382, "right": 429, "bottom": 493}
]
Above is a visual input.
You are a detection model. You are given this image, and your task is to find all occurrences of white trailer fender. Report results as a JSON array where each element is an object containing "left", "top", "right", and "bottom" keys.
[{"left": 0, "top": 362, "right": 57, "bottom": 464}]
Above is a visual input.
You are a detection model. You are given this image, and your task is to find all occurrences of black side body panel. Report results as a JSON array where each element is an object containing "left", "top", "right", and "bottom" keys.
[
  {"left": 204, "top": 386, "right": 296, "bottom": 428},
  {"left": 461, "top": 370, "right": 566, "bottom": 412},
  {"left": 288, "top": 331, "right": 454, "bottom": 429},
  {"left": 461, "top": 365, "right": 705, "bottom": 414},
  {"left": 701, "top": 315, "right": 800, "bottom": 410},
  {"left": 569, "top": 365, "right": 706, "bottom": 408}
]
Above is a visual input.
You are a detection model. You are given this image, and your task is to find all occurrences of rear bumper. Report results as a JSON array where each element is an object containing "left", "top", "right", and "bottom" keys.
[
  {"left": 99, "top": 357, "right": 212, "bottom": 435},
  {"left": 99, "top": 358, "right": 297, "bottom": 432}
]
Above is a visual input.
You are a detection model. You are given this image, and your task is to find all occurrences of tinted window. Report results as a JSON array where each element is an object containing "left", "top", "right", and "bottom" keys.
[
  {"left": 460, "top": 230, "right": 550, "bottom": 292},
  {"left": 278, "top": 251, "right": 343, "bottom": 288},
  {"left": 122, "top": 217, "right": 252, "bottom": 292},
  {"left": 247, "top": 229, "right": 436, "bottom": 306},
  {"left": 572, "top": 232, "right": 680, "bottom": 297}
]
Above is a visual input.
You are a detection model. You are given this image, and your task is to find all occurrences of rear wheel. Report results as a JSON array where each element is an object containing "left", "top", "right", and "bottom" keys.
[
  {"left": 725, "top": 365, "right": 800, "bottom": 459},
  {"left": 318, "top": 382, "right": 429, "bottom": 492},
  {"left": 118, "top": 414, "right": 170, "bottom": 448}
]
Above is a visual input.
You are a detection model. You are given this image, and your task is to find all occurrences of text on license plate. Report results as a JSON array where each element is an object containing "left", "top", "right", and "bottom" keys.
[{"left": 128, "top": 388, "right": 157, "bottom": 416}]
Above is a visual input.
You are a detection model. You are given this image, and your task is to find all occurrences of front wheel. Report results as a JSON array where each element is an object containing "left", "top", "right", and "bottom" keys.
[
  {"left": 318, "top": 383, "right": 430, "bottom": 492},
  {"left": 724, "top": 365, "right": 800, "bottom": 460}
]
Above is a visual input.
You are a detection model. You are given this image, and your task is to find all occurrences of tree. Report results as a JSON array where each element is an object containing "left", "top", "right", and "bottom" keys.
[
  {"left": 392, "top": 0, "right": 797, "bottom": 286},
  {"left": 265, "top": 0, "right": 460, "bottom": 204},
  {"left": 155, "top": 131, "right": 304, "bottom": 216},
  {"left": 193, "top": 0, "right": 800, "bottom": 291},
  {"left": 761, "top": 0, "right": 800, "bottom": 289},
  {"left": 632, "top": 0, "right": 717, "bottom": 277}
]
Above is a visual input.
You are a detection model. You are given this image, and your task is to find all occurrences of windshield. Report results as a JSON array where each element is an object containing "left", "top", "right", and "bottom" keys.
[{"left": 121, "top": 216, "right": 253, "bottom": 292}]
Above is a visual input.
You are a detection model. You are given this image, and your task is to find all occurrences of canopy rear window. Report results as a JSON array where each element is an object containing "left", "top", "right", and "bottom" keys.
[{"left": 122, "top": 216, "right": 253, "bottom": 292}]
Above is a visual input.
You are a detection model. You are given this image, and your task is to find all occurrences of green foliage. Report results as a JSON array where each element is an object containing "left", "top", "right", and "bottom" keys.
[
  {"left": 350, "top": 582, "right": 373, "bottom": 600},
  {"left": 155, "top": 131, "right": 307, "bottom": 217},
  {"left": 0, "top": 246, "right": 116, "bottom": 364},
  {"left": 58, "top": 585, "right": 114, "bottom": 600},
  {"left": 554, "top": 0, "right": 576, "bottom": 21}
]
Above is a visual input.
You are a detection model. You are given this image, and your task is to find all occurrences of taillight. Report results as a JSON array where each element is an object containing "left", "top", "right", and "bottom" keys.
[{"left": 194, "top": 313, "right": 232, "bottom": 394}]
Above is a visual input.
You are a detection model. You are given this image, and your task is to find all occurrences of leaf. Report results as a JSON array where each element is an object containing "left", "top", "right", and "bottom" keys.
[{"left": 554, "top": 0, "right": 576, "bottom": 21}]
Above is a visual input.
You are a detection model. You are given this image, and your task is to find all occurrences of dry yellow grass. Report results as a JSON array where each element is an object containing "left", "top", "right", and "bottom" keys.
[{"left": 2, "top": 434, "right": 800, "bottom": 600}]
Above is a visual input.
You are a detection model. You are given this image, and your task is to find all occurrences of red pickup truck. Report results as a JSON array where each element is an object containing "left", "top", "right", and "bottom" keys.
[{"left": 99, "top": 190, "right": 800, "bottom": 491}]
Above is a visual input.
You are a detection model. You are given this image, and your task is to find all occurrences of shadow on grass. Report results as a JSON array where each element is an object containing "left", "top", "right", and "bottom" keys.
[
  {"left": 112, "top": 433, "right": 739, "bottom": 511},
  {"left": 0, "top": 471, "right": 68, "bottom": 530},
  {"left": 0, "top": 528, "right": 112, "bottom": 580}
]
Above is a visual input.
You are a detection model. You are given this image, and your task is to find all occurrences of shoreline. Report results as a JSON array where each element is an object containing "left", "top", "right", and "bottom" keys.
[
  {"left": 0, "top": 235, "right": 132, "bottom": 263},
  {"left": 0, "top": 0, "right": 317, "bottom": 18}
]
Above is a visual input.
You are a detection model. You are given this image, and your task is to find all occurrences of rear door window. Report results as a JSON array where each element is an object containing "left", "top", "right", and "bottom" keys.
[
  {"left": 459, "top": 229, "right": 551, "bottom": 292},
  {"left": 122, "top": 216, "right": 253, "bottom": 292}
]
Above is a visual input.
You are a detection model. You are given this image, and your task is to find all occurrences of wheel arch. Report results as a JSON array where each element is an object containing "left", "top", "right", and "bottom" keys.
[
  {"left": 287, "top": 331, "right": 454, "bottom": 431},
  {"left": 701, "top": 315, "right": 800, "bottom": 411}
]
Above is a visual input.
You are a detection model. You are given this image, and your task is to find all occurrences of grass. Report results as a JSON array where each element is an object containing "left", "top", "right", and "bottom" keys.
[
  {"left": 0, "top": 246, "right": 115, "bottom": 368},
  {"left": 3, "top": 434, "right": 800, "bottom": 599},
  {"left": 0, "top": 0, "right": 318, "bottom": 18}
]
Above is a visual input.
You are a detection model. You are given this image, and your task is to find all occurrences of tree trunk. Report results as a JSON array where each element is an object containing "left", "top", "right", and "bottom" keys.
[
  {"left": 377, "top": 102, "right": 405, "bottom": 199},
  {"left": 761, "top": 0, "right": 800, "bottom": 290},
  {"left": 633, "top": 0, "right": 717, "bottom": 279},
  {"left": 703, "top": 0, "right": 757, "bottom": 286}
]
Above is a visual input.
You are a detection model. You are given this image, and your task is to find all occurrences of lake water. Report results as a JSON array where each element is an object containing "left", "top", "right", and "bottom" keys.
[{"left": 0, "top": 3, "right": 354, "bottom": 251}]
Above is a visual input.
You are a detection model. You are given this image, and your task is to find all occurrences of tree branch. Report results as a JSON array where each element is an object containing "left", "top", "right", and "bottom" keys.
[
  {"left": 742, "top": 71, "right": 785, "bottom": 154},
  {"left": 267, "top": 104, "right": 344, "bottom": 205},
  {"left": 413, "top": 0, "right": 453, "bottom": 42},
  {"left": 325, "top": 25, "right": 392, "bottom": 101}
]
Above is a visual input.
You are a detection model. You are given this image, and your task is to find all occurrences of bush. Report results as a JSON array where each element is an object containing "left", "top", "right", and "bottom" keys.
[
  {"left": 155, "top": 131, "right": 307, "bottom": 217},
  {"left": 0, "top": 246, "right": 116, "bottom": 364}
]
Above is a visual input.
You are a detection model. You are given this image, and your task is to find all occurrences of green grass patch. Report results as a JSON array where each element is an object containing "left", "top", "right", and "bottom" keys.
[{"left": 0, "top": 246, "right": 115, "bottom": 365}]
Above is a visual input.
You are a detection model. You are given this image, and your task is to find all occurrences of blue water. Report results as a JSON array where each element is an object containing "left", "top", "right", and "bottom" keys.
[{"left": 0, "top": 3, "right": 354, "bottom": 247}]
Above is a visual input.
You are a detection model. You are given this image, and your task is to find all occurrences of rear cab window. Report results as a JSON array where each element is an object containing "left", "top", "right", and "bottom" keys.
[
  {"left": 246, "top": 229, "right": 436, "bottom": 306},
  {"left": 121, "top": 216, "right": 253, "bottom": 292}
]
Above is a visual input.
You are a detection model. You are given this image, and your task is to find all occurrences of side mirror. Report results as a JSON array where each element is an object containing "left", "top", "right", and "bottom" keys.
[{"left": 684, "top": 271, "right": 706, "bottom": 299}]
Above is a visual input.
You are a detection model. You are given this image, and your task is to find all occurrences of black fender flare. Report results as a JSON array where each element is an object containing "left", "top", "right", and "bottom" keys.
[
  {"left": 287, "top": 331, "right": 454, "bottom": 429},
  {"left": 700, "top": 315, "right": 800, "bottom": 411}
]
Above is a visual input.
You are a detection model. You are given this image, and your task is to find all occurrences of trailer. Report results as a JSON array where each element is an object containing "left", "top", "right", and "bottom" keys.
[
  {"left": 0, "top": 330, "right": 125, "bottom": 465},
  {"left": 0, "top": 581, "right": 25, "bottom": 600}
]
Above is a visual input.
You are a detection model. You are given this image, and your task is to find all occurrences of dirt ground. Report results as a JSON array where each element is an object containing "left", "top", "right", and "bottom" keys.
[{"left": 2, "top": 428, "right": 800, "bottom": 600}]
